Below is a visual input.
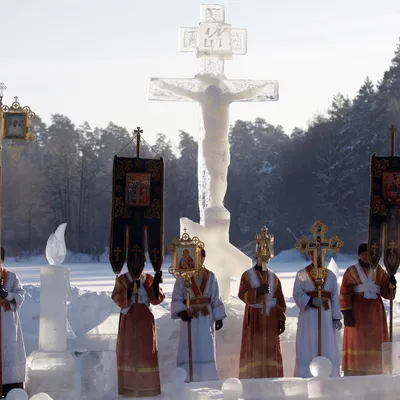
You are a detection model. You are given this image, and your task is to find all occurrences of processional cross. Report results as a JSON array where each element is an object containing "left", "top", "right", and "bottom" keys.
[
  {"left": 295, "top": 220, "right": 343, "bottom": 356},
  {"left": 148, "top": 4, "right": 279, "bottom": 223}
]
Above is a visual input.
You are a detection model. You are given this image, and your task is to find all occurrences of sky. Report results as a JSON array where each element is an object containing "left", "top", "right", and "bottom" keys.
[{"left": 1, "top": 0, "right": 400, "bottom": 148}]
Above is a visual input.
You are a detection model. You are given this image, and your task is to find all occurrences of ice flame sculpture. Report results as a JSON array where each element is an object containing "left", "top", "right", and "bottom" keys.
[
  {"left": 26, "top": 222, "right": 76, "bottom": 399},
  {"left": 45, "top": 223, "right": 67, "bottom": 265}
]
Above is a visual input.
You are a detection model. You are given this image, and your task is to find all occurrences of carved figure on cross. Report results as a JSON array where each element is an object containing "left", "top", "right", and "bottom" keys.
[
  {"left": 152, "top": 74, "right": 277, "bottom": 210},
  {"left": 149, "top": 3, "right": 279, "bottom": 216}
]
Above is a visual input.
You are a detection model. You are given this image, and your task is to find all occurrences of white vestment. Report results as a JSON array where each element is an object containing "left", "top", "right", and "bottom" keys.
[
  {"left": 171, "top": 268, "right": 226, "bottom": 382},
  {"left": 1, "top": 270, "right": 26, "bottom": 384},
  {"left": 293, "top": 267, "right": 341, "bottom": 378}
]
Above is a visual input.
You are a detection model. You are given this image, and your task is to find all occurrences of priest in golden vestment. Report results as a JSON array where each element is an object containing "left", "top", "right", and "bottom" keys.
[
  {"left": 238, "top": 226, "right": 286, "bottom": 378},
  {"left": 341, "top": 242, "right": 396, "bottom": 375},
  {"left": 112, "top": 269, "right": 164, "bottom": 397}
]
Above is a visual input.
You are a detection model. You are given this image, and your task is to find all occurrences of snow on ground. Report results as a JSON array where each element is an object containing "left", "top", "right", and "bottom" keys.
[
  {"left": 6, "top": 249, "right": 400, "bottom": 399},
  {"left": 8, "top": 249, "right": 400, "bottom": 355}
]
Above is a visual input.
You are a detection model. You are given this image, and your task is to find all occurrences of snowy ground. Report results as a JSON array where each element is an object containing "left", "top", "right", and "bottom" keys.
[{"left": 6, "top": 249, "right": 400, "bottom": 399}]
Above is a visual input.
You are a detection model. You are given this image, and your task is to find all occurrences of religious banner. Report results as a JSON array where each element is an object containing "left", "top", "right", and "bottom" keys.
[
  {"left": 109, "top": 154, "right": 164, "bottom": 278},
  {"left": 368, "top": 153, "right": 400, "bottom": 275}
]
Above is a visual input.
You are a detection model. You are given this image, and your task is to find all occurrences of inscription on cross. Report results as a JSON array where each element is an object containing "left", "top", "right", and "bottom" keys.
[{"left": 179, "top": 3, "right": 247, "bottom": 71}]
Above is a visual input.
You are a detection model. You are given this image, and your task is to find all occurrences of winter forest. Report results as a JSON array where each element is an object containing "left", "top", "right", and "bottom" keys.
[{"left": 5, "top": 41, "right": 400, "bottom": 258}]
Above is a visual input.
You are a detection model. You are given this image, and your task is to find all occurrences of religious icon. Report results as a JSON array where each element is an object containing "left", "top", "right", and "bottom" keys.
[
  {"left": 178, "top": 248, "right": 196, "bottom": 271},
  {"left": 125, "top": 172, "right": 151, "bottom": 207},
  {"left": 177, "top": 246, "right": 197, "bottom": 272},
  {"left": 383, "top": 172, "right": 400, "bottom": 205},
  {"left": 4, "top": 113, "right": 26, "bottom": 139}
]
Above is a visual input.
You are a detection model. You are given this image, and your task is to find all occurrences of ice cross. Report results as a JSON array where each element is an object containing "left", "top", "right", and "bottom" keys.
[{"left": 148, "top": 4, "right": 279, "bottom": 223}]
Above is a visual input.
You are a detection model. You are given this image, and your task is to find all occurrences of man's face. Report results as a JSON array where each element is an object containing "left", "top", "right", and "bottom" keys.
[{"left": 359, "top": 251, "right": 369, "bottom": 264}]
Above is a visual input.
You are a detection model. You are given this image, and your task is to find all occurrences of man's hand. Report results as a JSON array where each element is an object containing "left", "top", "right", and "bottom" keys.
[
  {"left": 342, "top": 310, "right": 355, "bottom": 327},
  {"left": 278, "top": 320, "right": 285, "bottom": 335},
  {"left": 178, "top": 310, "right": 192, "bottom": 322},
  {"left": 215, "top": 320, "right": 223, "bottom": 331},
  {"left": 389, "top": 275, "right": 397, "bottom": 287},
  {"left": 333, "top": 319, "right": 342, "bottom": 330},
  {"left": 0, "top": 286, "right": 8, "bottom": 299},
  {"left": 256, "top": 284, "right": 270, "bottom": 296}
]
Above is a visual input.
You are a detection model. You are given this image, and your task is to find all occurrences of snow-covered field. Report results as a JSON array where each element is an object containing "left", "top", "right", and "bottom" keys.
[{"left": 6, "top": 249, "right": 400, "bottom": 399}]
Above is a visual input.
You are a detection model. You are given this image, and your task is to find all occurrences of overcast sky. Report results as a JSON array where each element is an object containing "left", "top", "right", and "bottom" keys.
[{"left": 1, "top": 0, "right": 400, "bottom": 147}]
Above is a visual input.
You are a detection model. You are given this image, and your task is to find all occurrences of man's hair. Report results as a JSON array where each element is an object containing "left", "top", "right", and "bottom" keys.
[
  {"left": 1, "top": 247, "right": 4, "bottom": 262},
  {"left": 358, "top": 243, "right": 368, "bottom": 256}
]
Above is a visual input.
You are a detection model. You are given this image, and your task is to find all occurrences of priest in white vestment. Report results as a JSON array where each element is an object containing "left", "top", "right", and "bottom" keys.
[
  {"left": 0, "top": 247, "right": 26, "bottom": 397},
  {"left": 293, "top": 263, "right": 342, "bottom": 378},
  {"left": 171, "top": 249, "right": 226, "bottom": 382}
]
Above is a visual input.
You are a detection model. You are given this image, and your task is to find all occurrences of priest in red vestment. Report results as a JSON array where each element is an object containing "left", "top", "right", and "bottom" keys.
[
  {"left": 340, "top": 242, "right": 396, "bottom": 375},
  {"left": 112, "top": 269, "right": 164, "bottom": 397},
  {"left": 238, "top": 233, "right": 286, "bottom": 379}
]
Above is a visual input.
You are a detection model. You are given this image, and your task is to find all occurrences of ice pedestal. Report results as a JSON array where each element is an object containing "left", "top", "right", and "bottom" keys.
[
  {"left": 181, "top": 207, "right": 251, "bottom": 302},
  {"left": 26, "top": 266, "right": 77, "bottom": 400}
]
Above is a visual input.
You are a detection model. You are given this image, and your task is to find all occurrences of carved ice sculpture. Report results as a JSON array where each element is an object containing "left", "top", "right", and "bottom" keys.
[
  {"left": 45, "top": 223, "right": 67, "bottom": 265},
  {"left": 26, "top": 223, "right": 76, "bottom": 399},
  {"left": 149, "top": 4, "right": 279, "bottom": 300}
]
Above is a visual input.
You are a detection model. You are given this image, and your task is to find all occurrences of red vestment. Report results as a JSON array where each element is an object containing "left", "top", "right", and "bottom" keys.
[
  {"left": 340, "top": 264, "right": 395, "bottom": 375},
  {"left": 238, "top": 268, "right": 286, "bottom": 378},
  {"left": 112, "top": 273, "right": 164, "bottom": 397}
]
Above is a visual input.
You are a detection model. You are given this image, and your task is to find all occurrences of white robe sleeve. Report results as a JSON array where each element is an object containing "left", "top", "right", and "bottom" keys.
[
  {"left": 329, "top": 272, "right": 342, "bottom": 320},
  {"left": 6, "top": 272, "right": 24, "bottom": 312},
  {"left": 171, "top": 277, "right": 187, "bottom": 319},
  {"left": 293, "top": 271, "right": 311, "bottom": 312},
  {"left": 210, "top": 274, "right": 226, "bottom": 321}
]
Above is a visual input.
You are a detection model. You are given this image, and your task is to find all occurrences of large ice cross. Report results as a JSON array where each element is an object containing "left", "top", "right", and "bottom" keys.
[{"left": 148, "top": 4, "right": 279, "bottom": 224}]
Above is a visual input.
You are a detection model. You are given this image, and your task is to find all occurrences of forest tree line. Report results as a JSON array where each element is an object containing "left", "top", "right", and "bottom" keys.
[{"left": 3, "top": 41, "right": 400, "bottom": 258}]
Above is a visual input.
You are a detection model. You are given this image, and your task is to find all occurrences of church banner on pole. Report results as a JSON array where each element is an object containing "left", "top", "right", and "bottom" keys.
[
  {"left": 368, "top": 153, "right": 400, "bottom": 275},
  {"left": 109, "top": 128, "right": 165, "bottom": 278}
]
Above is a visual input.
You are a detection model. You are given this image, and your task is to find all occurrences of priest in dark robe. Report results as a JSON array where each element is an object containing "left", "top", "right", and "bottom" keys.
[
  {"left": 340, "top": 242, "right": 396, "bottom": 375},
  {"left": 238, "top": 249, "right": 286, "bottom": 378},
  {"left": 112, "top": 269, "right": 164, "bottom": 397}
]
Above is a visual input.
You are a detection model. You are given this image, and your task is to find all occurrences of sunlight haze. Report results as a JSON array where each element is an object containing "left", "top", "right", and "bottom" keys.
[{"left": 1, "top": 0, "right": 400, "bottom": 145}]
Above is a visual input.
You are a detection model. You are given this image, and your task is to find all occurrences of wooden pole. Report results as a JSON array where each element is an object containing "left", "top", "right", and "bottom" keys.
[
  {"left": 134, "top": 126, "right": 143, "bottom": 158},
  {"left": 390, "top": 124, "right": 396, "bottom": 158},
  {"left": 389, "top": 124, "right": 396, "bottom": 343},
  {"left": 0, "top": 82, "right": 5, "bottom": 398},
  {"left": 185, "top": 286, "right": 193, "bottom": 382},
  {"left": 317, "top": 284, "right": 322, "bottom": 356},
  {"left": 260, "top": 264, "right": 269, "bottom": 377}
]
